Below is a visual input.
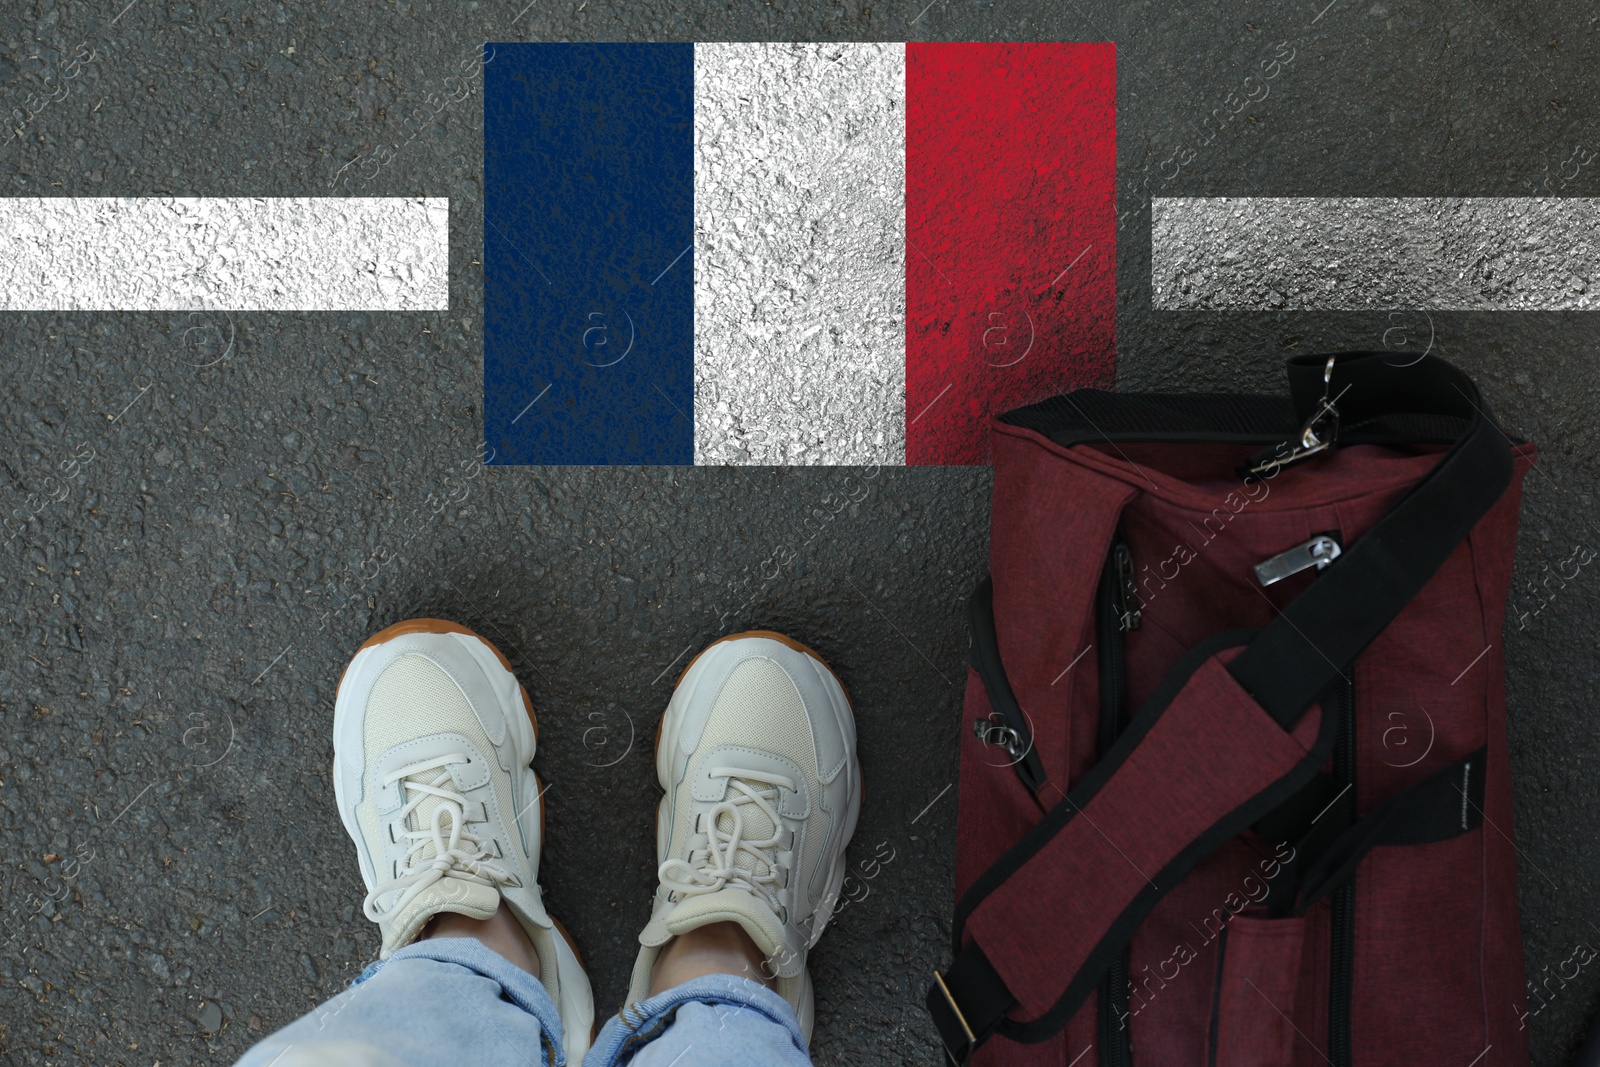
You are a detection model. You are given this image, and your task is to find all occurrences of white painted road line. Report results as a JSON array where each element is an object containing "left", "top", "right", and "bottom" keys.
[
  {"left": 0, "top": 197, "right": 448, "bottom": 310},
  {"left": 1152, "top": 197, "right": 1599, "bottom": 310}
]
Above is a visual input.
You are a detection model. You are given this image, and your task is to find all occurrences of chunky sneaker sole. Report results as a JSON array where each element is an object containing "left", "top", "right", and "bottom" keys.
[
  {"left": 333, "top": 618, "right": 595, "bottom": 1061},
  {"left": 628, "top": 630, "right": 863, "bottom": 1040}
]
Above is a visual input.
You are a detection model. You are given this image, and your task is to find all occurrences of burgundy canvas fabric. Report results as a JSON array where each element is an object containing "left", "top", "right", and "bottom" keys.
[{"left": 949, "top": 388, "right": 1534, "bottom": 1066}]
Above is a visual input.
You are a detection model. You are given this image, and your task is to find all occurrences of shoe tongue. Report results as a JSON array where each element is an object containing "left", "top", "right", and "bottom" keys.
[
  {"left": 639, "top": 777, "right": 789, "bottom": 954},
  {"left": 383, "top": 874, "right": 500, "bottom": 954},
  {"left": 714, "top": 780, "right": 779, "bottom": 880},
  {"left": 640, "top": 886, "right": 786, "bottom": 956},
  {"left": 380, "top": 767, "right": 500, "bottom": 954},
  {"left": 409, "top": 767, "right": 463, "bottom": 866}
]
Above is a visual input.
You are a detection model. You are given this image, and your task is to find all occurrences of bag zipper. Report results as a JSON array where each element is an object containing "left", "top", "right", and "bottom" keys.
[
  {"left": 1328, "top": 673, "right": 1356, "bottom": 1067},
  {"left": 1114, "top": 541, "right": 1141, "bottom": 632},
  {"left": 1206, "top": 923, "right": 1231, "bottom": 1067},
  {"left": 1098, "top": 530, "right": 1134, "bottom": 1067}
]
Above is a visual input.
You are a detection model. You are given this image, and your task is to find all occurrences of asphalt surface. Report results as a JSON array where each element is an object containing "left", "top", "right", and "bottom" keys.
[{"left": 1, "top": 3, "right": 1598, "bottom": 1066}]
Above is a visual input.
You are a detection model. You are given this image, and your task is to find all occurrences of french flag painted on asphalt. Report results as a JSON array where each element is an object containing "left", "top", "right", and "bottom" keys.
[{"left": 484, "top": 41, "right": 1116, "bottom": 466}]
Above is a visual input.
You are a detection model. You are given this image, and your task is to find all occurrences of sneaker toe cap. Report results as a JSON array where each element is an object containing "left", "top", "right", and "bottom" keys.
[{"left": 685, "top": 635, "right": 855, "bottom": 784}]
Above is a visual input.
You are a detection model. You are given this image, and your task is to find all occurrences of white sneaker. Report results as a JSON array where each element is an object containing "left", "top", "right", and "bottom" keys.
[
  {"left": 627, "top": 630, "right": 863, "bottom": 1040},
  {"left": 333, "top": 618, "right": 595, "bottom": 1061}
]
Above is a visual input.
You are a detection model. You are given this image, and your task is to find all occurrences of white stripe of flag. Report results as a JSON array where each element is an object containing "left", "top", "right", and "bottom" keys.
[
  {"left": 0, "top": 197, "right": 448, "bottom": 311},
  {"left": 693, "top": 43, "right": 906, "bottom": 465}
]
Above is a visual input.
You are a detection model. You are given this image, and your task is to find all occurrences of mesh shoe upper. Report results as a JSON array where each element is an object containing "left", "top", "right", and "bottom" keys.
[{"left": 630, "top": 633, "right": 862, "bottom": 1039}]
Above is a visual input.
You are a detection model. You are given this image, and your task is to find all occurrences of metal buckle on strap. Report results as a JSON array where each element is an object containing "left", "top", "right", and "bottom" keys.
[
  {"left": 1296, "top": 357, "right": 1343, "bottom": 459},
  {"left": 1292, "top": 397, "right": 1339, "bottom": 461},
  {"left": 931, "top": 970, "right": 977, "bottom": 1065},
  {"left": 1244, "top": 356, "right": 1349, "bottom": 478}
]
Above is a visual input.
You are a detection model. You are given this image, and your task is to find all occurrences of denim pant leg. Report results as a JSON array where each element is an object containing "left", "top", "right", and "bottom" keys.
[
  {"left": 234, "top": 938, "right": 566, "bottom": 1067},
  {"left": 584, "top": 973, "right": 812, "bottom": 1067}
]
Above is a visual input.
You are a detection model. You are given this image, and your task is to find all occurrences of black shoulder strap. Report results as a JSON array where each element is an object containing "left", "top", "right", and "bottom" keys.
[{"left": 1228, "top": 353, "right": 1514, "bottom": 727}]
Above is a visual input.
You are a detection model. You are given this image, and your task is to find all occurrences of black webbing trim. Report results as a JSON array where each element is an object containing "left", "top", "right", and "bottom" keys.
[
  {"left": 1253, "top": 771, "right": 1341, "bottom": 848},
  {"left": 1250, "top": 682, "right": 1350, "bottom": 919},
  {"left": 997, "top": 387, "right": 1491, "bottom": 450},
  {"left": 967, "top": 576, "right": 1047, "bottom": 793},
  {"left": 1257, "top": 779, "right": 1354, "bottom": 918},
  {"left": 1226, "top": 354, "right": 1513, "bottom": 727},
  {"left": 998, "top": 390, "right": 1297, "bottom": 443},
  {"left": 1294, "top": 746, "right": 1488, "bottom": 914},
  {"left": 927, "top": 942, "right": 1015, "bottom": 1066}
]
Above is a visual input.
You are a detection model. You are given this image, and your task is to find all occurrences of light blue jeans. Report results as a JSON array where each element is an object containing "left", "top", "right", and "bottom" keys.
[{"left": 234, "top": 937, "right": 812, "bottom": 1067}]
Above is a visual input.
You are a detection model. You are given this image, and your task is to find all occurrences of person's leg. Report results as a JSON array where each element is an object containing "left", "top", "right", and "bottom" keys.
[
  {"left": 422, "top": 903, "right": 542, "bottom": 980},
  {"left": 647, "top": 921, "right": 769, "bottom": 993},
  {"left": 236, "top": 618, "right": 594, "bottom": 1067},
  {"left": 584, "top": 631, "right": 862, "bottom": 1067},
  {"left": 236, "top": 903, "right": 560, "bottom": 1067}
]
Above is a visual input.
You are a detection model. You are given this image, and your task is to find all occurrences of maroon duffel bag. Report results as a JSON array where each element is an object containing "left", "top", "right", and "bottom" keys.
[{"left": 928, "top": 353, "right": 1535, "bottom": 1066}]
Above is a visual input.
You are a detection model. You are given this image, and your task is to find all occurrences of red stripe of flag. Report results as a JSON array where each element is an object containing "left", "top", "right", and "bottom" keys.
[{"left": 905, "top": 42, "right": 1117, "bottom": 465}]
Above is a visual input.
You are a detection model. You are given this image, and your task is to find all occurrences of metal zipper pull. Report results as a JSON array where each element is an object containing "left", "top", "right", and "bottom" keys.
[
  {"left": 1254, "top": 534, "right": 1342, "bottom": 586},
  {"left": 1113, "top": 542, "right": 1140, "bottom": 630}
]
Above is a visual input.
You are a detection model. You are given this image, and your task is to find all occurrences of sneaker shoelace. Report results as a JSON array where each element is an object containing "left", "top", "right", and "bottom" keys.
[
  {"left": 362, "top": 752, "right": 518, "bottom": 923},
  {"left": 659, "top": 766, "right": 796, "bottom": 914}
]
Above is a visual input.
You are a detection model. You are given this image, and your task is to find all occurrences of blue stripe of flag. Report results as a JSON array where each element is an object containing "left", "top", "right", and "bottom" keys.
[{"left": 484, "top": 42, "right": 694, "bottom": 465}]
